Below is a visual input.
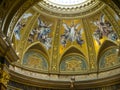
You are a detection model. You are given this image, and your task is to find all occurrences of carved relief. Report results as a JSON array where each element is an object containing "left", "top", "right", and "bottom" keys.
[
  {"left": 0, "top": 71, "right": 10, "bottom": 87},
  {"left": 36, "top": 0, "right": 103, "bottom": 18},
  {"left": 90, "top": 61, "right": 95, "bottom": 69}
]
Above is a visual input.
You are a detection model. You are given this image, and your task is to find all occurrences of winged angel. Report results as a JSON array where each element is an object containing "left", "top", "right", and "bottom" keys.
[
  {"left": 92, "top": 14, "right": 118, "bottom": 45},
  {"left": 61, "top": 22, "right": 84, "bottom": 47},
  {"left": 28, "top": 18, "right": 52, "bottom": 50},
  {"left": 14, "top": 13, "right": 32, "bottom": 40}
]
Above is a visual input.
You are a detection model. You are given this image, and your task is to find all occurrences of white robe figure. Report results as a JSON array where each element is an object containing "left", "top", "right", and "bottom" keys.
[
  {"left": 61, "top": 22, "right": 84, "bottom": 46},
  {"left": 62, "top": 22, "right": 80, "bottom": 42}
]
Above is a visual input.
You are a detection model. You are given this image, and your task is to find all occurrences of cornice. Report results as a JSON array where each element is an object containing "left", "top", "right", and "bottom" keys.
[
  {"left": 10, "top": 70, "right": 70, "bottom": 89},
  {"left": 33, "top": 1, "right": 105, "bottom": 19},
  {"left": 0, "top": 31, "right": 19, "bottom": 63},
  {"left": 39, "top": 0, "right": 96, "bottom": 13},
  {"left": 9, "top": 65, "right": 120, "bottom": 82},
  {"left": 9, "top": 69, "right": 120, "bottom": 89}
]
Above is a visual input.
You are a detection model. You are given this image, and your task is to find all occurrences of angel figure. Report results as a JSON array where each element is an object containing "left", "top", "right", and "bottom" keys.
[
  {"left": 28, "top": 28, "right": 38, "bottom": 43},
  {"left": 37, "top": 17, "right": 52, "bottom": 50},
  {"left": 37, "top": 18, "right": 52, "bottom": 41},
  {"left": 61, "top": 35, "right": 67, "bottom": 47},
  {"left": 61, "top": 22, "right": 84, "bottom": 47},
  {"left": 14, "top": 22, "right": 25, "bottom": 40},
  {"left": 76, "top": 28, "right": 84, "bottom": 45},
  {"left": 14, "top": 13, "right": 32, "bottom": 40},
  {"left": 44, "top": 37, "right": 52, "bottom": 50},
  {"left": 62, "top": 22, "right": 80, "bottom": 42},
  {"left": 93, "top": 14, "right": 108, "bottom": 36},
  {"left": 92, "top": 14, "right": 118, "bottom": 45}
]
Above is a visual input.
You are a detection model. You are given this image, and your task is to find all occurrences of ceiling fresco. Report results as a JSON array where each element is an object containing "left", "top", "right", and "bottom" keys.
[
  {"left": 60, "top": 54, "right": 88, "bottom": 73},
  {"left": 14, "top": 13, "right": 33, "bottom": 40},
  {"left": 27, "top": 16, "right": 53, "bottom": 50},
  {"left": 1, "top": 0, "right": 120, "bottom": 89},
  {"left": 7, "top": 0, "right": 120, "bottom": 74},
  {"left": 99, "top": 47, "right": 120, "bottom": 69},
  {"left": 59, "top": 19, "right": 87, "bottom": 56},
  {"left": 88, "top": 12, "right": 119, "bottom": 54},
  {"left": 92, "top": 14, "right": 118, "bottom": 45},
  {"left": 22, "top": 50, "right": 48, "bottom": 71}
]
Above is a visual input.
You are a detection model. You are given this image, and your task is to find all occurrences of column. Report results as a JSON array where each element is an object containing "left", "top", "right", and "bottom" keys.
[{"left": 0, "top": 57, "right": 10, "bottom": 90}]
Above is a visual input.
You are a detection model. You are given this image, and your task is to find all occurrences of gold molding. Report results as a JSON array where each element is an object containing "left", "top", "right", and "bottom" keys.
[{"left": 0, "top": 70, "right": 10, "bottom": 87}]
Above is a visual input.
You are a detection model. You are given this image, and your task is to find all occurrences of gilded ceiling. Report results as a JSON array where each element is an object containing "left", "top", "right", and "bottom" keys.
[
  {"left": 5, "top": 0, "right": 120, "bottom": 76},
  {"left": 36, "top": 0, "right": 102, "bottom": 18}
]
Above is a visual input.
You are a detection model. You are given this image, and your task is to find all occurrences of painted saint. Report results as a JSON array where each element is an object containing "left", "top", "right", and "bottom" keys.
[
  {"left": 61, "top": 22, "right": 84, "bottom": 47},
  {"left": 14, "top": 13, "right": 32, "bottom": 40},
  {"left": 28, "top": 17, "right": 52, "bottom": 50},
  {"left": 92, "top": 14, "right": 118, "bottom": 45}
]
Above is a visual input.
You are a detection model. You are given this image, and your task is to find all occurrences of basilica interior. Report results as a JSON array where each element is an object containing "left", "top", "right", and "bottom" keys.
[{"left": 0, "top": 0, "right": 120, "bottom": 90}]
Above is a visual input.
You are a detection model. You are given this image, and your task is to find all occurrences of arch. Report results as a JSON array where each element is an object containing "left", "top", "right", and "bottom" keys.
[
  {"left": 59, "top": 46, "right": 88, "bottom": 73},
  {"left": 98, "top": 47, "right": 119, "bottom": 69},
  {"left": 64, "top": 47, "right": 84, "bottom": 56},
  {"left": 59, "top": 46, "right": 86, "bottom": 64},
  {"left": 60, "top": 53, "right": 87, "bottom": 64},
  {"left": 97, "top": 40, "right": 118, "bottom": 70},
  {"left": 22, "top": 49, "right": 49, "bottom": 71},
  {"left": 97, "top": 40, "right": 117, "bottom": 61},
  {"left": 21, "top": 41, "right": 49, "bottom": 63},
  {"left": 59, "top": 53, "right": 88, "bottom": 73},
  {"left": 60, "top": 46, "right": 85, "bottom": 60}
]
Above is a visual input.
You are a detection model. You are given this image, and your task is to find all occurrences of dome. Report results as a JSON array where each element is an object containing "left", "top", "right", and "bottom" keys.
[
  {"left": 0, "top": 0, "right": 120, "bottom": 89},
  {"left": 46, "top": 0, "right": 87, "bottom": 5}
]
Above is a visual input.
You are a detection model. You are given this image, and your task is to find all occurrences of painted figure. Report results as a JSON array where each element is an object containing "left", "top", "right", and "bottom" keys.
[
  {"left": 92, "top": 14, "right": 118, "bottom": 45},
  {"left": 14, "top": 13, "right": 32, "bottom": 40},
  {"left": 61, "top": 22, "right": 84, "bottom": 47},
  {"left": 28, "top": 28, "right": 38, "bottom": 43},
  {"left": 14, "top": 22, "right": 25, "bottom": 40},
  {"left": 28, "top": 17, "right": 52, "bottom": 50}
]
